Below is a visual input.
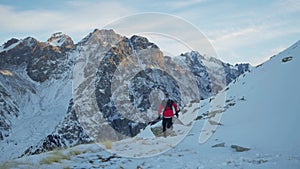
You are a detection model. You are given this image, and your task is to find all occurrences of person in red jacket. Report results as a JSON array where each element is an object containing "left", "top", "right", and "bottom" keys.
[{"left": 157, "top": 93, "right": 180, "bottom": 137}]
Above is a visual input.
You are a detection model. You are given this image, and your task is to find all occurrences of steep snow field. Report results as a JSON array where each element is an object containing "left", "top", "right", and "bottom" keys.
[
  {"left": 1, "top": 41, "right": 299, "bottom": 168},
  {"left": 0, "top": 71, "right": 71, "bottom": 162}
]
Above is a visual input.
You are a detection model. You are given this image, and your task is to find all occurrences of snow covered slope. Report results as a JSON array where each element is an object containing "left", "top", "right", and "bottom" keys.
[
  {"left": 205, "top": 40, "right": 300, "bottom": 154},
  {"left": 2, "top": 40, "right": 299, "bottom": 168},
  {"left": 0, "top": 70, "right": 71, "bottom": 162}
]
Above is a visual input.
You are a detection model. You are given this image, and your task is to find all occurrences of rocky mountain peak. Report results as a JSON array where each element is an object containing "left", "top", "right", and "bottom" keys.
[
  {"left": 47, "top": 32, "right": 74, "bottom": 50},
  {"left": 2, "top": 38, "right": 19, "bottom": 49},
  {"left": 22, "top": 37, "right": 39, "bottom": 47},
  {"left": 0, "top": 37, "right": 38, "bottom": 66},
  {"left": 130, "top": 35, "right": 159, "bottom": 51},
  {"left": 78, "top": 29, "right": 123, "bottom": 47}
]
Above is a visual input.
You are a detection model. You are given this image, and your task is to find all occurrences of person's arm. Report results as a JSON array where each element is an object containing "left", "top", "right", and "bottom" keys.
[
  {"left": 172, "top": 102, "right": 179, "bottom": 112},
  {"left": 157, "top": 104, "right": 164, "bottom": 119},
  {"left": 172, "top": 102, "right": 180, "bottom": 117}
]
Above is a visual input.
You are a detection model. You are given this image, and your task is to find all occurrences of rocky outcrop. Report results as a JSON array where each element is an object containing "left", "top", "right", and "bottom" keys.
[
  {"left": 47, "top": 32, "right": 74, "bottom": 50},
  {"left": 174, "top": 51, "right": 251, "bottom": 98},
  {"left": 0, "top": 84, "right": 19, "bottom": 140},
  {"left": 0, "top": 37, "right": 36, "bottom": 66},
  {"left": 94, "top": 34, "right": 154, "bottom": 138},
  {"left": 231, "top": 144, "right": 251, "bottom": 152},
  {"left": 2, "top": 38, "right": 19, "bottom": 49},
  {"left": 176, "top": 51, "right": 212, "bottom": 99}
]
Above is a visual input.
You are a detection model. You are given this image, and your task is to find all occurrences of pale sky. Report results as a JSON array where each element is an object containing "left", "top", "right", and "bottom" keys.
[{"left": 0, "top": 0, "right": 299, "bottom": 66}]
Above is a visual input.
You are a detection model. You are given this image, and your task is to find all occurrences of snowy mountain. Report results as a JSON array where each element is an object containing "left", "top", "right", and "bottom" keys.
[
  {"left": 1, "top": 39, "right": 298, "bottom": 169},
  {"left": 0, "top": 33, "right": 75, "bottom": 161},
  {"left": 0, "top": 29, "right": 250, "bottom": 164},
  {"left": 175, "top": 51, "right": 251, "bottom": 98}
]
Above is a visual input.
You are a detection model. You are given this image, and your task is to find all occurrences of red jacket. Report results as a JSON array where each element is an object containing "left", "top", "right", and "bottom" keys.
[{"left": 158, "top": 100, "right": 179, "bottom": 118}]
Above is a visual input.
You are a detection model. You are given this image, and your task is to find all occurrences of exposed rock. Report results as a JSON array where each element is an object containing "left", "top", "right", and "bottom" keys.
[
  {"left": 175, "top": 51, "right": 211, "bottom": 99},
  {"left": 130, "top": 35, "right": 159, "bottom": 51},
  {"left": 47, "top": 32, "right": 74, "bottom": 50},
  {"left": 0, "top": 84, "right": 19, "bottom": 140},
  {"left": 2, "top": 38, "right": 19, "bottom": 49},
  {"left": 231, "top": 144, "right": 250, "bottom": 152},
  {"left": 0, "top": 35, "right": 74, "bottom": 82},
  {"left": 94, "top": 35, "right": 152, "bottom": 138},
  {"left": 212, "top": 142, "right": 225, "bottom": 148},
  {"left": 282, "top": 56, "right": 293, "bottom": 63},
  {"left": 0, "top": 37, "right": 37, "bottom": 66},
  {"left": 176, "top": 51, "right": 251, "bottom": 98}
]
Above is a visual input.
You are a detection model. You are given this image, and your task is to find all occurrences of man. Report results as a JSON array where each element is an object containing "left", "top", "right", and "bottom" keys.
[{"left": 157, "top": 93, "right": 180, "bottom": 137}]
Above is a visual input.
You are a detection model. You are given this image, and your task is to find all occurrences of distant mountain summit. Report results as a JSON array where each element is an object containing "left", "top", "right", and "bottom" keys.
[{"left": 47, "top": 32, "right": 74, "bottom": 49}]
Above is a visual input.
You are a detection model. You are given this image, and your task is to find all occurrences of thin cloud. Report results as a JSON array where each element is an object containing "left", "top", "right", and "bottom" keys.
[
  {"left": 211, "top": 28, "right": 259, "bottom": 43},
  {"left": 105, "top": 13, "right": 217, "bottom": 57},
  {"left": 0, "top": 1, "right": 135, "bottom": 43},
  {"left": 166, "top": 0, "right": 207, "bottom": 9},
  {"left": 275, "top": 0, "right": 300, "bottom": 12},
  {"left": 0, "top": 5, "right": 64, "bottom": 31}
]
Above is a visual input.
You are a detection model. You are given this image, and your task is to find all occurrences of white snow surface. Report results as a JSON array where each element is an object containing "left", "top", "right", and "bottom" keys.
[
  {"left": 1, "top": 40, "right": 300, "bottom": 168},
  {"left": 48, "top": 38, "right": 65, "bottom": 47},
  {"left": 47, "top": 32, "right": 67, "bottom": 47},
  {"left": 0, "top": 68, "right": 71, "bottom": 162},
  {"left": 136, "top": 125, "right": 156, "bottom": 139}
]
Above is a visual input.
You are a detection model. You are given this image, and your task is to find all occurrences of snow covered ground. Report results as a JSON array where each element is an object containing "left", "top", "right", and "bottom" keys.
[{"left": 1, "top": 41, "right": 299, "bottom": 168}]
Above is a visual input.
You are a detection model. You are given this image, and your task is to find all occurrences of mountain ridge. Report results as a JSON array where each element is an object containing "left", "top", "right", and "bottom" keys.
[{"left": 0, "top": 29, "right": 251, "bottom": 161}]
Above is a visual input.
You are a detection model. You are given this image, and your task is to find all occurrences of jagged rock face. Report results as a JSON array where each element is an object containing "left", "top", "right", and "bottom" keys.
[
  {"left": 180, "top": 52, "right": 251, "bottom": 94},
  {"left": 94, "top": 35, "right": 153, "bottom": 138},
  {"left": 176, "top": 51, "right": 212, "bottom": 99},
  {"left": 129, "top": 68, "right": 181, "bottom": 111},
  {"left": 93, "top": 33, "right": 199, "bottom": 138},
  {"left": 72, "top": 29, "right": 130, "bottom": 142},
  {"left": 26, "top": 43, "right": 70, "bottom": 82},
  {"left": 222, "top": 63, "right": 250, "bottom": 85},
  {"left": 0, "top": 34, "right": 74, "bottom": 82},
  {"left": 78, "top": 29, "right": 123, "bottom": 47},
  {"left": 75, "top": 30, "right": 196, "bottom": 140},
  {"left": 73, "top": 30, "right": 167, "bottom": 141},
  {"left": 0, "top": 37, "right": 36, "bottom": 66},
  {"left": 130, "top": 35, "right": 159, "bottom": 50},
  {"left": 0, "top": 84, "right": 19, "bottom": 140}
]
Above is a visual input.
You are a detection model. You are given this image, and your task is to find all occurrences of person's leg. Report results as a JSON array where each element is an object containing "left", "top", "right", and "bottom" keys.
[
  {"left": 166, "top": 118, "right": 173, "bottom": 129},
  {"left": 162, "top": 118, "right": 167, "bottom": 132},
  {"left": 162, "top": 117, "right": 168, "bottom": 137}
]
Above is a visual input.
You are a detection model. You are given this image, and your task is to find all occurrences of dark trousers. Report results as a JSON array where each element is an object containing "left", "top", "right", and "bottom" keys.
[{"left": 162, "top": 117, "right": 173, "bottom": 132}]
